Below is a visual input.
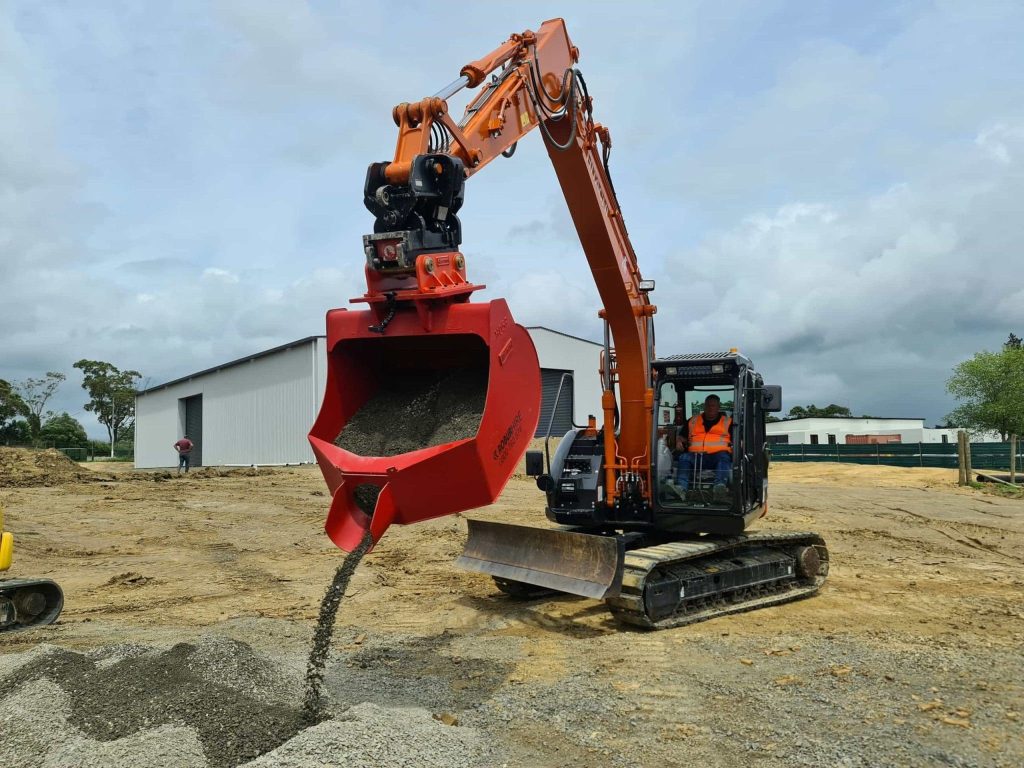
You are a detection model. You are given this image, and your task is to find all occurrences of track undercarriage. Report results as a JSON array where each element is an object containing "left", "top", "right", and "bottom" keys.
[
  {"left": 462, "top": 521, "right": 828, "bottom": 629},
  {"left": 0, "top": 578, "right": 64, "bottom": 634}
]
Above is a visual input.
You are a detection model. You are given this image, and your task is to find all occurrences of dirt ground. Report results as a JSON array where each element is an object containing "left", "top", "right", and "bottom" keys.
[{"left": 2, "top": 456, "right": 1022, "bottom": 766}]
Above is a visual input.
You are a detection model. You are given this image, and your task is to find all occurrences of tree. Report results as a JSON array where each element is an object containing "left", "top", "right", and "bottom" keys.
[
  {"left": 946, "top": 347, "right": 1024, "bottom": 441},
  {"left": 73, "top": 360, "right": 141, "bottom": 458},
  {"left": 39, "top": 412, "right": 89, "bottom": 451},
  {"left": 0, "top": 379, "right": 26, "bottom": 431},
  {"left": 14, "top": 371, "right": 65, "bottom": 444},
  {"left": 786, "top": 404, "right": 852, "bottom": 419},
  {"left": 0, "top": 417, "right": 31, "bottom": 446},
  {"left": 1006, "top": 333, "right": 1022, "bottom": 350}
]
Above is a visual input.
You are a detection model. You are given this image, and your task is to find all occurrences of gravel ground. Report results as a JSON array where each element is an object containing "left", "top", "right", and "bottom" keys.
[
  {"left": 0, "top": 636, "right": 501, "bottom": 768},
  {"left": 241, "top": 703, "right": 495, "bottom": 768},
  {"left": 1, "top": 639, "right": 307, "bottom": 767},
  {"left": 2, "top": 463, "right": 1021, "bottom": 766}
]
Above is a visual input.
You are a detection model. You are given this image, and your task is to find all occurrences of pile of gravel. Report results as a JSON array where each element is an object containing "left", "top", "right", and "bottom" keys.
[
  {"left": 1, "top": 641, "right": 306, "bottom": 767},
  {"left": 240, "top": 702, "right": 490, "bottom": 768},
  {"left": 334, "top": 369, "right": 486, "bottom": 458},
  {"left": 0, "top": 635, "right": 498, "bottom": 768}
]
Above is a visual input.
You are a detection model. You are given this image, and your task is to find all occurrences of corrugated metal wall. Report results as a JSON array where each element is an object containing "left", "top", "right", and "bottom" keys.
[
  {"left": 134, "top": 339, "right": 325, "bottom": 468},
  {"left": 136, "top": 331, "right": 603, "bottom": 467},
  {"left": 527, "top": 328, "right": 602, "bottom": 425},
  {"left": 537, "top": 369, "right": 574, "bottom": 437}
]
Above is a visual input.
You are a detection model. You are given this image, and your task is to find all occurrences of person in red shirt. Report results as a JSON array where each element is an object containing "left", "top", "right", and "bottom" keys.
[{"left": 173, "top": 435, "right": 194, "bottom": 474}]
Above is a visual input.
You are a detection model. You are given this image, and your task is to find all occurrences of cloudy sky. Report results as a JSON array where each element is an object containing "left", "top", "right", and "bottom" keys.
[{"left": 3, "top": 0, "right": 1023, "bottom": 437}]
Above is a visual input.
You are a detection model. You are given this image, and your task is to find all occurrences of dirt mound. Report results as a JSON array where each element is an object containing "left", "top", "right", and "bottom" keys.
[
  {"left": 334, "top": 369, "right": 486, "bottom": 457},
  {"left": 0, "top": 448, "right": 109, "bottom": 488}
]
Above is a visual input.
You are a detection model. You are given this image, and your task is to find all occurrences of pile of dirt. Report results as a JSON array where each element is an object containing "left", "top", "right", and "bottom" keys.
[
  {"left": 334, "top": 369, "right": 486, "bottom": 457},
  {"left": 0, "top": 447, "right": 108, "bottom": 487}
]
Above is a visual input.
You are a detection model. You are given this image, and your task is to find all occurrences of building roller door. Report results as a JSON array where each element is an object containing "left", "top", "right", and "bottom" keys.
[
  {"left": 536, "top": 369, "right": 574, "bottom": 437},
  {"left": 183, "top": 394, "right": 203, "bottom": 467}
]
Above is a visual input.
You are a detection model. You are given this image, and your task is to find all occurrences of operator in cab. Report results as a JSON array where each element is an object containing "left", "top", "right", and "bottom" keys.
[{"left": 674, "top": 394, "right": 733, "bottom": 500}]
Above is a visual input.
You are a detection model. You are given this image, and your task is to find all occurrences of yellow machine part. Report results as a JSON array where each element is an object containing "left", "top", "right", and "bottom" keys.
[
  {"left": 0, "top": 532, "right": 11, "bottom": 572},
  {"left": 0, "top": 503, "right": 11, "bottom": 572}
]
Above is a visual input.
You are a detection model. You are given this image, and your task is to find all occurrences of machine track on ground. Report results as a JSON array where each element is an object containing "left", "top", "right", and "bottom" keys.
[
  {"left": 0, "top": 578, "right": 64, "bottom": 633},
  {"left": 606, "top": 531, "right": 828, "bottom": 629}
]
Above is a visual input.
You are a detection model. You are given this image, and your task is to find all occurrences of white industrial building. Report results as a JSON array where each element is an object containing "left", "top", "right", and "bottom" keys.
[
  {"left": 766, "top": 417, "right": 1001, "bottom": 446},
  {"left": 134, "top": 327, "right": 602, "bottom": 468}
]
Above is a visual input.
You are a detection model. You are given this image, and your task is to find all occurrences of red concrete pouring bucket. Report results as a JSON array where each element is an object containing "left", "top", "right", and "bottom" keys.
[{"left": 308, "top": 298, "right": 540, "bottom": 552}]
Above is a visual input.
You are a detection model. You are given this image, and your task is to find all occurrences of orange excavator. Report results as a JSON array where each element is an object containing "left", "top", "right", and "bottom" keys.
[{"left": 309, "top": 18, "right": 828, "bottom": 628}]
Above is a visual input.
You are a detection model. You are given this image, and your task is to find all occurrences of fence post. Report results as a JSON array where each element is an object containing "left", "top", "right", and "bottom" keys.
[
  {"left": 876, "top": 444, "right": 880, "bottom": 465},
  {"left": 964, "top": 434, "right": 973, "bottom": 483},
  {"left": 957, "top": 431, "right": 967, "bottom": 486},
  {"left": 1011, "top": 434, "right": 1017, "bottom": 485}
]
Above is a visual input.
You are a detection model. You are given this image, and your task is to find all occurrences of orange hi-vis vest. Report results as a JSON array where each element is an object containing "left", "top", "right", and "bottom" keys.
[{"left": 687, "top": 413, "right": 732, "bottom": 454}]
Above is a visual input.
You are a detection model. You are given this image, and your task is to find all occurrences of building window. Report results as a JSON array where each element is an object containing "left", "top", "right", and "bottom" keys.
[
  {"left": 827, "top": 434, "right": 836, "bottom": 445},
  {"left": 810, "top": 434, "right": 819, "bottom": 445},
  {"left": 767, "top": 435, "right": 789, "bottom": 445},
  {"left": 941, "top": 434, "right": 949, "bottom": 444}
]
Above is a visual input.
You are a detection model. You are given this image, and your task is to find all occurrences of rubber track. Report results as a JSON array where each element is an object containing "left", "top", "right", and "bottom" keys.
[
  {"left": 605, "top": 530, "right": 829, "bottom": 630},
  {"left": 0, "top": 578, "right": 64, "bottom": 633}
]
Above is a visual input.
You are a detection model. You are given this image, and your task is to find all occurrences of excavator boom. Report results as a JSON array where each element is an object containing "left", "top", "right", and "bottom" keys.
[{"left": 310, "top": 18, "right": 653, "bottom": 549}]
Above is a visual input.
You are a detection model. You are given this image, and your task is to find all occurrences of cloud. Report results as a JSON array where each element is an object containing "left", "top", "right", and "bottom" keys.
[
  {"left": 2, "top": 0, "right": 1024, "bottom": 438},
  {"left": 654, "top": 118, "right": 1024, "bottom": 418}
]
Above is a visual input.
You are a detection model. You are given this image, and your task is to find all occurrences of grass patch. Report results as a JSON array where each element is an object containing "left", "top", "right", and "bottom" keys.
[{"left": 970, "top": 480, "right": 1024, "bottom": 499}]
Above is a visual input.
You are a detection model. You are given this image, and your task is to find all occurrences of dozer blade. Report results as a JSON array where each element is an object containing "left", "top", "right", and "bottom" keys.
[
  {"left": 0, "top": 578, "right": 64, "bottom": 633},
  {"left": 309, "top": 299, "right": 541, "bottom": 552},
  {"left": 457, "top": 519, "right": 624, "bottom": 600}
]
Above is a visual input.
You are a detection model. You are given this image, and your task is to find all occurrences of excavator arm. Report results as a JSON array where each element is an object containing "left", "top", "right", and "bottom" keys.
[
  {"left": 362, "top": 18, "right": 656, "bottom": 510},
  {"left": 309, "top": 18, "right": 655, "bottom": 553}
]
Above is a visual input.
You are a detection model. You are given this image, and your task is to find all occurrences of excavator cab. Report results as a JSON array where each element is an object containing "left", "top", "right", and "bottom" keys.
[{"left": 652, "top": 352, "right": 781, "bottom": 535}]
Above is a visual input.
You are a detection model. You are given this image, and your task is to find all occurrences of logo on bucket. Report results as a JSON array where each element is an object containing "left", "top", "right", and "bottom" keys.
[{"left": 492, "top": 411, "right": 523, "bottom": 465}]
